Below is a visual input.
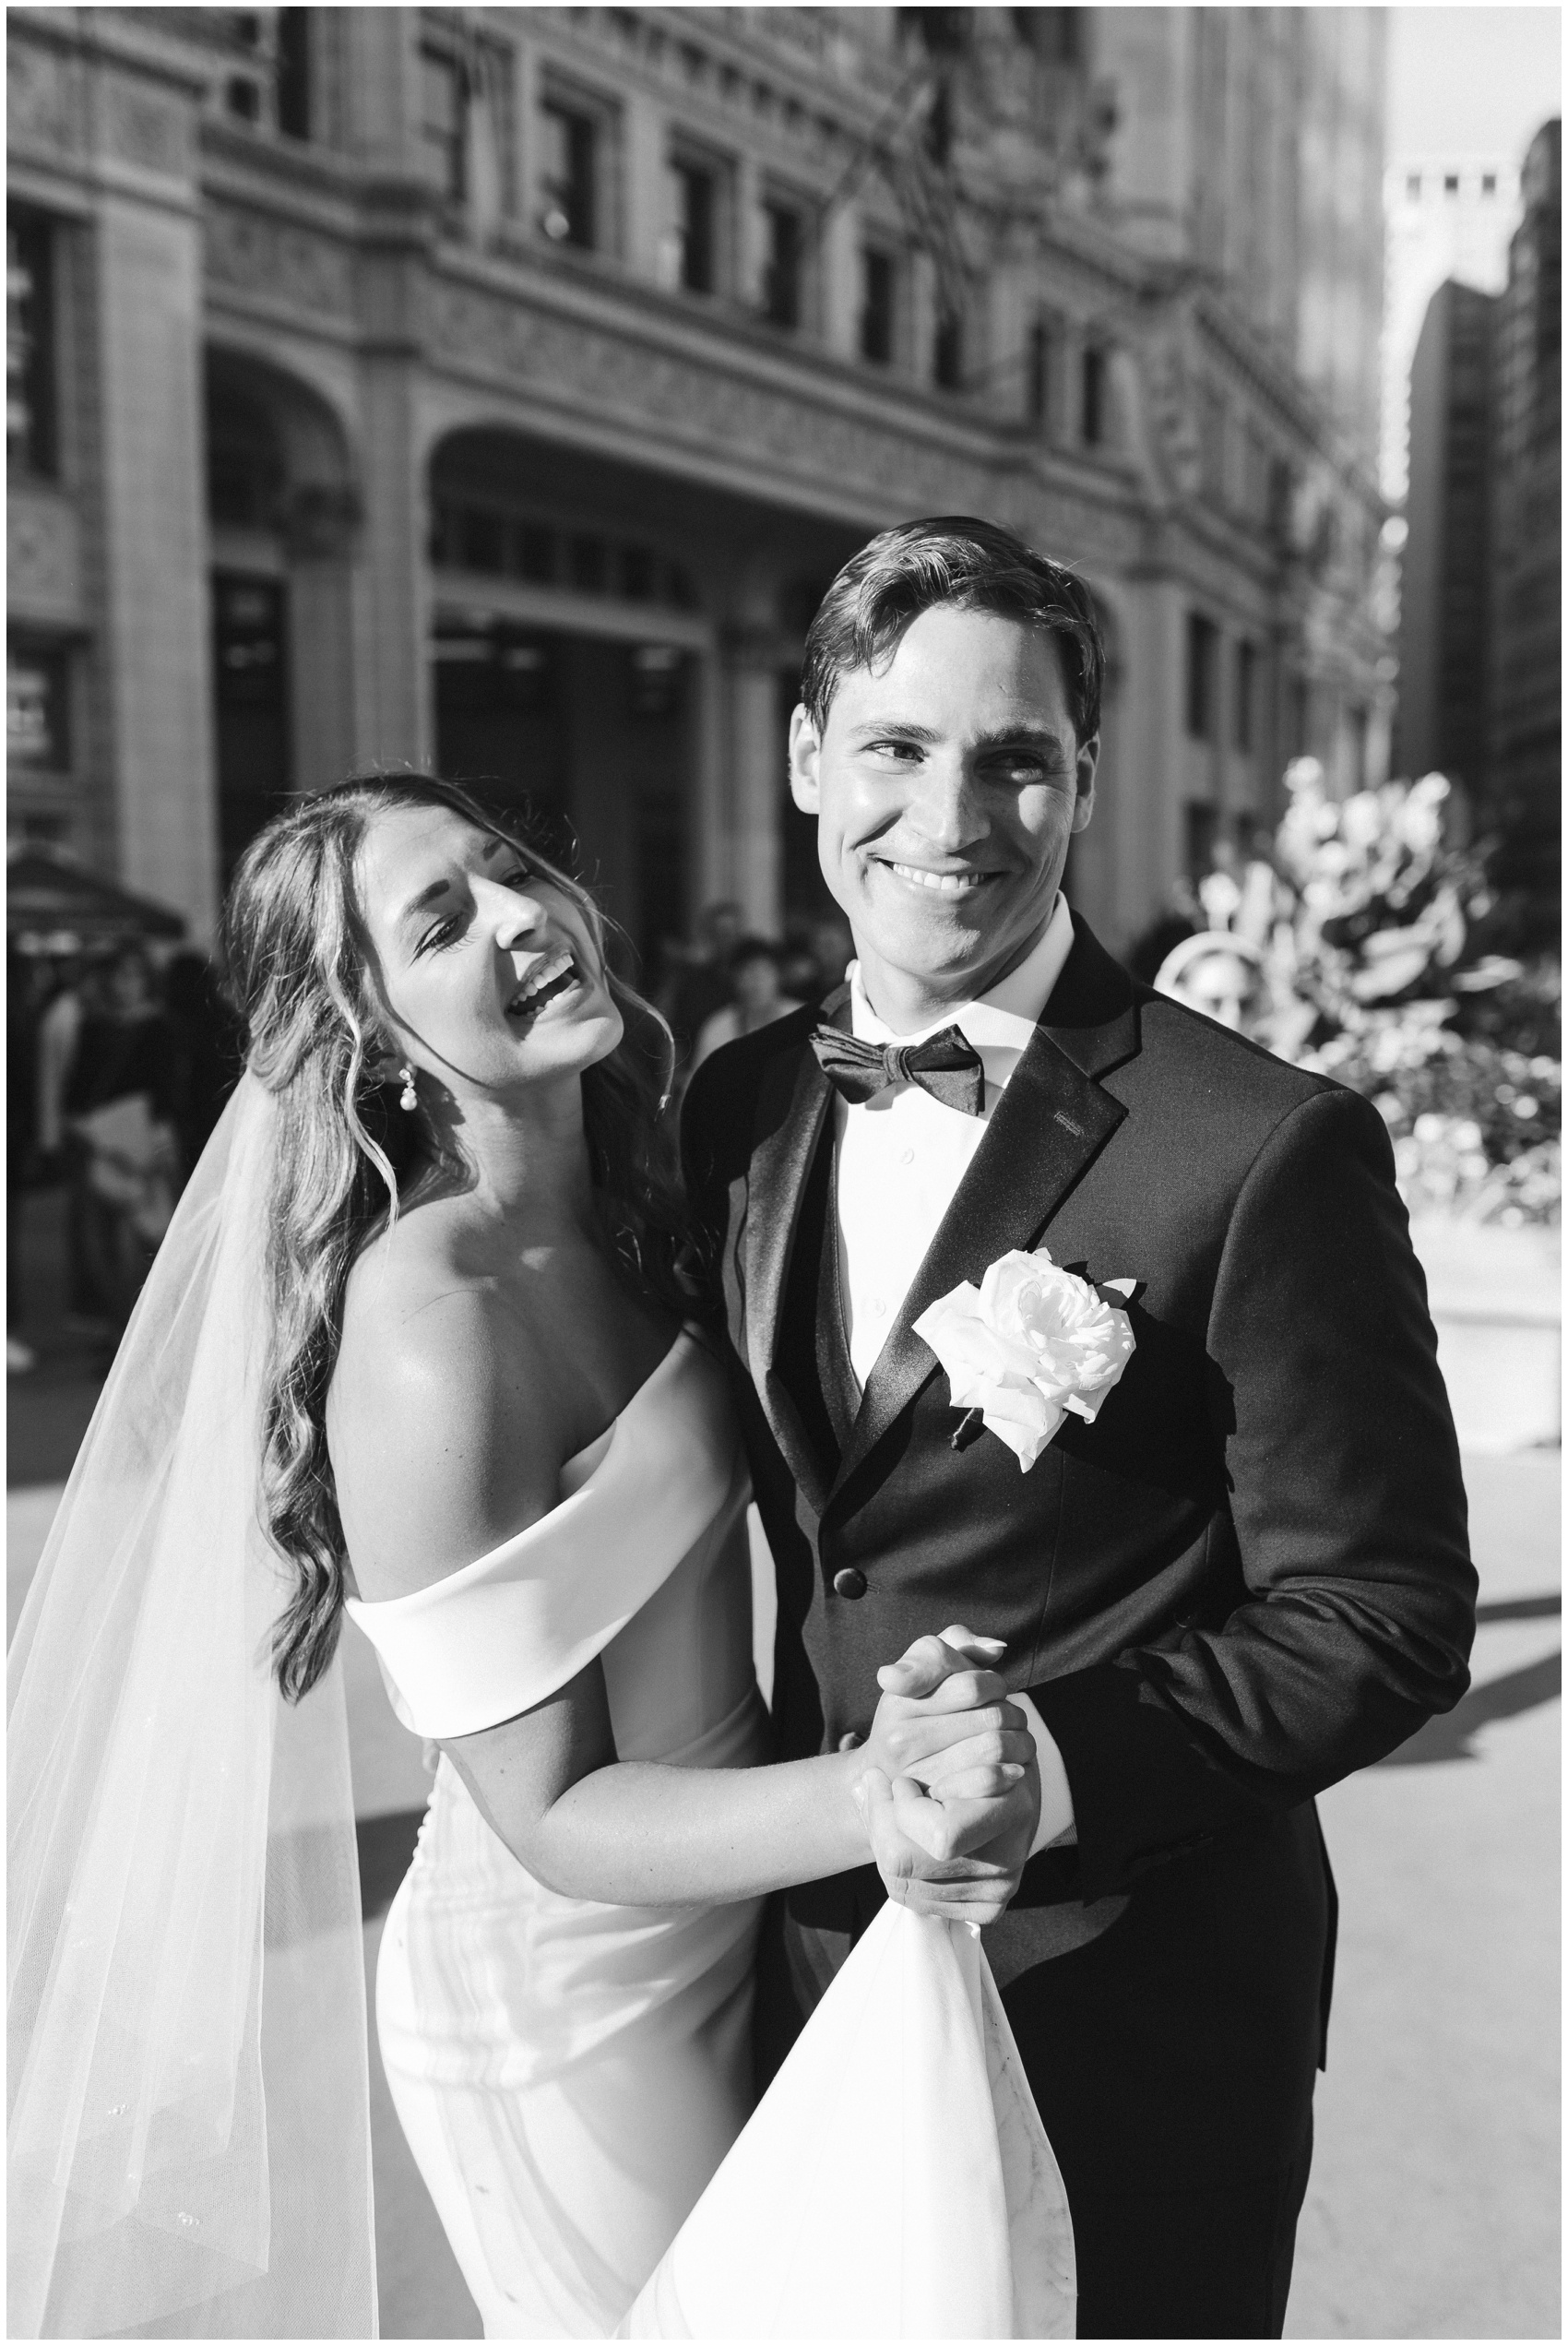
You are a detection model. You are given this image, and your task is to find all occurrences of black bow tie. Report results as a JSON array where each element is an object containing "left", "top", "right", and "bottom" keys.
[{"left": 809, "top": 1023, "right": 985, "bottom": 1117}]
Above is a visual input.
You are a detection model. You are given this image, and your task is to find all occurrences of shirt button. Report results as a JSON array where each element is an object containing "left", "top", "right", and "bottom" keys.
[
  {"left": 899, "top": 1147, "right": 915, "bottom": 1165},
  {"left": 868, "top": 1295, "right": 886, "bottom": 1316},
  {"left": 832, "top": 1567, "right": 867, "bottom": 1601},
  {"left": 837, "top": 1730, "right": 864, "bottom": 1752}
]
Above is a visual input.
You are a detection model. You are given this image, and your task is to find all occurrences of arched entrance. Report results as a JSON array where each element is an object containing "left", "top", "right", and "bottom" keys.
[{"left": 423, "top": 424, "right": 861, "bottom": 964}]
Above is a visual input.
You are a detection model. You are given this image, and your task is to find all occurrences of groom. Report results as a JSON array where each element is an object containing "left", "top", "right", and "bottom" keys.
[{"left": 682, "top": 518, "right": 1476, "bottom": 2339}]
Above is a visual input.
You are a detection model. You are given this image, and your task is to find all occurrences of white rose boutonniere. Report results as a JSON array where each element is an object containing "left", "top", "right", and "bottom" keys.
[{"left": 912, "top": 1246, "right": 1137, "bottom": 1471}]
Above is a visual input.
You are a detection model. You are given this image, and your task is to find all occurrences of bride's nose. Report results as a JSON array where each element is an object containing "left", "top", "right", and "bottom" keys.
[{"left": 478, "top": 875, "right": 550, "bottom": 950}]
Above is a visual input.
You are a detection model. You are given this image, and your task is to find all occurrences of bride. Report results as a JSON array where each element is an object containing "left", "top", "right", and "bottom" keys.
[{"left": 8, "top": 774, "right": 1056, "bottom": 2340}]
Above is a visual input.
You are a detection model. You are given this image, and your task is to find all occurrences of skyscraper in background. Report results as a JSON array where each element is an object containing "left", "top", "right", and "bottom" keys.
[{"left": 1382, "top": 152, "right": 1522, "bottom": 503}]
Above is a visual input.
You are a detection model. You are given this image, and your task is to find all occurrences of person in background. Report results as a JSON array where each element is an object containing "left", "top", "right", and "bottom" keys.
[
  {"left": 665, "top": 899, "right": 743, "bottom": 1065},
  {"left": 692, "top": 937, "right": 805, "bottom": 1071},
  {"left": 8, "top": 947, "right": 42, "bottom": 1375},
  {"left": 65, "top": 945, "right": 180, "bottom": 1328},
  {"left": 1153, "top": 929, "right": 1270, "bottom": 1037},
  {"left": 1124, "top": 874, "right": 1201, "bottom": 985},
  {"left": 35, "top": 952, "right": 105, "bottom": 1333},
  {"left": 163, "top": 949, "right": 243, "bottom": 1185}
]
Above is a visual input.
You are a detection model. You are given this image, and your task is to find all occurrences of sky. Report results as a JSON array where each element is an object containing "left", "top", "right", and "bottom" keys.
[{"left": 1386, "top": 6, "right": 1562, "bottom": 160}]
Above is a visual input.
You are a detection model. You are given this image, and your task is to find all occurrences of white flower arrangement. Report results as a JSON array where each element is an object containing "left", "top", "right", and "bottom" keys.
[{"left": 913, "top": 1246, "right": 1137, "bottom": 1472}]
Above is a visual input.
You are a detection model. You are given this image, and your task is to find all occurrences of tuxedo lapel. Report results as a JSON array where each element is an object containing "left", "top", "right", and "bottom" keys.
[
  {"left": 742, "top": 994, "right": 845, "bottom": 1516},
  {"left": 829, "top": 923, "right": 1138, "bottom": 1500}
]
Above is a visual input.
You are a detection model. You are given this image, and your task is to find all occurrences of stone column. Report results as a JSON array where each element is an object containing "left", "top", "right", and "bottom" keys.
[
  {"left": 722, "top": 625, "right": 786, "bottom": 936},
  {"left": 822, "top": 196, "right": 861, "bottom": 359},
  {"left": 86, "top": 43, "right": 219, "bottom": 938},
  {"left": 351, "top": 181, "right": 434, "bottom": 770}
]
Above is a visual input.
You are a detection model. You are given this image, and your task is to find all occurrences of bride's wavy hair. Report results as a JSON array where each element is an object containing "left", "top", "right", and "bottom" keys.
[{"left": 223, "top": 770, "right": 695, "bottom": 1704}]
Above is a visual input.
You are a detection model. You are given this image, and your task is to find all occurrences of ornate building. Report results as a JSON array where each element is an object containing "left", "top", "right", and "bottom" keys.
[{"left": 7, "top": 6, "right": 1388, "bottom": 955}]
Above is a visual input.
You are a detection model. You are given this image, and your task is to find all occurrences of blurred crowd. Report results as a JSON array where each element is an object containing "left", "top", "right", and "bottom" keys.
[
  {"left": 651, "top": 903, "right": 854, "bottom": 1094},
  {"left": 5, "top": 903, "right": 855, "bottom": 1379},
  {"left": 11, "top": 782, "right": 1553, "bottom": 1387},
  {"left": 7, "top": 942, "right": 240, "bottom": 1374}
]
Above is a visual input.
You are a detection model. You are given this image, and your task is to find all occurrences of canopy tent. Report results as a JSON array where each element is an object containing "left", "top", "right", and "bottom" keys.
[{"left": 6, "top": 843, "right": 186, "bottom": 955}]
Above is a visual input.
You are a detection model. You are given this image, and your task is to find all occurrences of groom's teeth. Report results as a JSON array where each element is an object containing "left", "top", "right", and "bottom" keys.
[{"left": 889, "top": 863, "right": 985, "bottom": 895}]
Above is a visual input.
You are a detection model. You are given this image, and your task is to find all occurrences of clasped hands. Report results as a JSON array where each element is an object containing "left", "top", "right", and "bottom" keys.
[{"left": 848, "top": 1626, "right": 1040, "bottom": 1931}]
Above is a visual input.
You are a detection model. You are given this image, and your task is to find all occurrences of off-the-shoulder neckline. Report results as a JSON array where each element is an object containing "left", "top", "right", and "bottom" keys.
[{"left": 344, "top": 1327, "right": 702, "bottom": 1613}]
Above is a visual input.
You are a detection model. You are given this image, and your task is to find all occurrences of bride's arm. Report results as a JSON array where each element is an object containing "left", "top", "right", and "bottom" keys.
[
  {"left": 333, "top": 1280, "right": 1032, "bottom": 1914},
  {"left": 439, "top": 1654, "right": 1031, "bottom": 1917}
]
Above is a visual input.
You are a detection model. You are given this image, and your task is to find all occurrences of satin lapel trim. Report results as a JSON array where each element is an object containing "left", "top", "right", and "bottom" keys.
[
  {"left": 744, "top": 1030, "right": 837, "bottom": 1517},
  {"left": 829, "top": 1029, "right": 1127, "bottom": 1500}
]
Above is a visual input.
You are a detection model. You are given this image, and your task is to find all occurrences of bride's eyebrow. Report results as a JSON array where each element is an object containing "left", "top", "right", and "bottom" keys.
[{"left": 393, "top": 839, "right": 515, "bottom": 930}]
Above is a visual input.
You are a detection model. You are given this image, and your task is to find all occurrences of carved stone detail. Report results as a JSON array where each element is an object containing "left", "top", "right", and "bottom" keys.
[
  {"left": 7, "top": 491, "right": 83, "bottom": 624},
  {"left": 6, "top": 31, "right": 81, "bottom": 156},
  {"left": 429, "top": 279, "right": 998, "bottom": 513},
  {"left": 204, "top": 200, "right": 353, "bottom": 315},
  {"left": 107, "top": 80, "right": 193, "bottom": 178}
]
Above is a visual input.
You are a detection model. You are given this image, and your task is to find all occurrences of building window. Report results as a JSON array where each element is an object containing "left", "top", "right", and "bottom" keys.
[
  {"left": 1406, "top": 171, "right": 1421, "bottom": 199},
  {"left": 671, "top": 155, "right": 720, "bottom": 295},
  {"left": 420, "top": 46, "right": 467, "bottom": 203},
  {"left": 860, "top": 247, "right": 896, "bottom": 363},
  {"left": 932, "top": 307, "right": 963, "bottom": 390},
  {"left": 1443, "top": 173, "right": 1459, "bottom": 195},
  {"left": 1185, "top": 613, "right": 1218, "bottom": 741},
  {"left": 540, "top": 101, "right": 597, "bottom": 249},
  {"left": 276, "top": 9, "right": 312, "bottom": 138},
  {"left": 1234, "top": 640, "right": 1257, "bottom": 753},
  {"left": 1082, "top": 342, "right": 1108, "bottom": 446},
  {"left": 1481, "top": 172, "right": 1498, "bottom": 196},
  {"left": 761, "top": 197, "right": 806, "bottom": 330},
  {"left": 6, "top": 211, "right": 58, "bottom": 482},
  {"left": 7, "top": 636, "right": 72, "bottom": 774}
]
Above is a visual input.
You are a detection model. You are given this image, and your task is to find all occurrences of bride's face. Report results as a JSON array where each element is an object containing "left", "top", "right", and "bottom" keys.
[{"left": 355, "top": 805, "right": 624, "bottom": 1100}]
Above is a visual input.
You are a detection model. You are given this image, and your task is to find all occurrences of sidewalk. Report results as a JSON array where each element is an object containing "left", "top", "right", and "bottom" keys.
[{"left": 8, "top": 1352, "right": 1559, "bottom": 2338}]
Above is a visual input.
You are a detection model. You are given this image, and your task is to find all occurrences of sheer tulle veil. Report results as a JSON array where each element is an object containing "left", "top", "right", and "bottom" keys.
[{"left": 7, "top": 1074, "right": 376, "bottom": 2338}]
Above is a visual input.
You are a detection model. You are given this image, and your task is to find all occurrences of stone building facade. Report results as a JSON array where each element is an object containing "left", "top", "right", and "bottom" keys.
[{"left": 7, "top": 6, "right": 1388, "bottom": 955}]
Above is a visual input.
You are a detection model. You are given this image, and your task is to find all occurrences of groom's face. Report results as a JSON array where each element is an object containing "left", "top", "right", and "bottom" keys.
[{"left": 788, "top": 604, "right": 1098, "bottom": 1025}]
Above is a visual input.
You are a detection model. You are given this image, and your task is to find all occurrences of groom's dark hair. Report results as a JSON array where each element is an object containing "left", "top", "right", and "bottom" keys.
[{"left": 800, "top": 517, "right": 1105, "bottom": 745}]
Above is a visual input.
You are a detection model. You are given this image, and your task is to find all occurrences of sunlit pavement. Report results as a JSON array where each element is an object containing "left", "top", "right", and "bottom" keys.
[{"left": 8, "top": 1414, "right": 1558, "bottom": 2340}]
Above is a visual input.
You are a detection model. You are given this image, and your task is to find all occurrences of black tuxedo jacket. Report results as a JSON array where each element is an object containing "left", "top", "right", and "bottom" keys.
[{"left": 681, "top": 916, "right": 1475, "bottom": 2188}]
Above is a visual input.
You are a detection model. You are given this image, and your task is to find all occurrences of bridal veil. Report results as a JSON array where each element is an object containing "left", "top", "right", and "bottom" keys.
[{"left": 7, "top": 1076, "right": 376, "bottom": 2338}]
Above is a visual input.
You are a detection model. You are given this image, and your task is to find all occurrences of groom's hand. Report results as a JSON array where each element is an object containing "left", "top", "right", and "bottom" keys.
[
  {"left": 853, "top": 1767, "right": 1035, "bottom": 1930},
  {"left": 855, "top": 1626, "right": 1041, "bottom": 1921}
]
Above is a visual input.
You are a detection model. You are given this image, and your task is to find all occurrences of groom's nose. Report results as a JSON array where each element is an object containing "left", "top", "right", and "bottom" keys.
[{"left": 903, "top": 755, "right": 988, "bottom": 855}]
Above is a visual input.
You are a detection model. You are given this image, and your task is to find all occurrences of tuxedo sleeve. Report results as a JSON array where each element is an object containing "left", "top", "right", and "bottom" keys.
[{"left": 1029, "top": 1085, "right": 1477, "bottom": 1903}]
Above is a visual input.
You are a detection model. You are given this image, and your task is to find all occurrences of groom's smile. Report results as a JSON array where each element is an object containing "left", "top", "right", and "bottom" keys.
[{"left": 789, "top": 605, "right": 1099, "bottom": 1032}]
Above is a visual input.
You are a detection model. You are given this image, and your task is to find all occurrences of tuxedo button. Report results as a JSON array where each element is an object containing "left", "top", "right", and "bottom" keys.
[
  {"left": 832, "top": 1567, "right": 867, "bottom": 1600},
  {"left": 837, "top": 1730, "right": 864, "bottom": 1752}
]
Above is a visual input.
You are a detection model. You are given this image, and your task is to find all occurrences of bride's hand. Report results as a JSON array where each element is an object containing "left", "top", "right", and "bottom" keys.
[
  {"left": 853, "top": 1768, "right": 1031, "bottom": 1930},
  {"left": 861, "top": 1626, "right": 1033, "bottom": 1801}
]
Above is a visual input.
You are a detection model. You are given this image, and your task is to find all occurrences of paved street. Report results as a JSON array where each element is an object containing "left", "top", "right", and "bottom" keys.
[{"left": 8, "top": 1378, "right": 1559, "bottom": 2338}]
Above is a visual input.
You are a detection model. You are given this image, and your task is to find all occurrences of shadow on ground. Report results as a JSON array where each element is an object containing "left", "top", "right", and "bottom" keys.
[{"left": 1379, "top": 1649, "right": 1562, "bottom": 1767}]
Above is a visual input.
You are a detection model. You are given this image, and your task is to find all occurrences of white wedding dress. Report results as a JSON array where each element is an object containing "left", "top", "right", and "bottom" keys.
[{"left": 348, "top": 1328, "right": 1075, "bottom": 2341}]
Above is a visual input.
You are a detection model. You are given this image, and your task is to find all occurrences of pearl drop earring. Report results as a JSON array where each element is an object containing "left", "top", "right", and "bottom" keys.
[{"left": 398, "top": 1064, "right": 418, "bottom": 1113}]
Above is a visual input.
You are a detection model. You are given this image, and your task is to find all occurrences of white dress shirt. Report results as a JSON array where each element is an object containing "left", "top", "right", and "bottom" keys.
[
  {"left": 834, "top": 889, "right": 1079, "bottom": 1851},
  {"left": 836, "top": 890, "right": 1075, "bottom": 1386}
]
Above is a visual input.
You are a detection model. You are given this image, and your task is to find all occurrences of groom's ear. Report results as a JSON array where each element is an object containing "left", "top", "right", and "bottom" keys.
[{"left": 788, "top": 702, "right": 822, "bottom": 815}]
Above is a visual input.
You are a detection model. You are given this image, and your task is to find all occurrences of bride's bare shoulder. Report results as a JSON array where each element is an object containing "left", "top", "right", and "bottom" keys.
[{"left": 329, "top": 1212, "right": 562, "bottom": 1602}]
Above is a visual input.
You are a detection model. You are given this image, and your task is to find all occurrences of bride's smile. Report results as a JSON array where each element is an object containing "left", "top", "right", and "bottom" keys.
[{"left": 356, "top": 803, "right": 624, "bottom": 1100}]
